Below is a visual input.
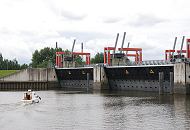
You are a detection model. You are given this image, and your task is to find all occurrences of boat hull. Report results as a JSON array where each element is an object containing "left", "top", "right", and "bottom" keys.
[{"left": 21, "top": 99, "right": 39, "bottom": 103}]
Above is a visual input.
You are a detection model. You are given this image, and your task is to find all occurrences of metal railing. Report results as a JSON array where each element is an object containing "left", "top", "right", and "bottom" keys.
[{"left": 139, "top": 60, "right": 172, "bottom": 66}]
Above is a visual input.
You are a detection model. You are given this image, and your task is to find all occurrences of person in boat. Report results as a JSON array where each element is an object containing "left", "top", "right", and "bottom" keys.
[
  {"left": 23, "top": 92, "right": 30, "bottom": 100},
  {"left": 27, "top": 90, "right": 32, "bottom": 100},
  {"left": 23, "top": 90, "right": 32, "bottom": 100}
]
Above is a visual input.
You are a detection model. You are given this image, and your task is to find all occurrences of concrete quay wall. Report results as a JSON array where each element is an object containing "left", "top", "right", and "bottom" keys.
[
  {"left": 0, "top": 68, "right": 58, "bottom": 90},
  {"left": 0, "top": 68, "right": 57, "bottom": 82}
]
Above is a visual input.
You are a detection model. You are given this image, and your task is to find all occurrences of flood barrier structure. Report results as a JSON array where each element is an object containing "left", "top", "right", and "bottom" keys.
[
  {"left": 104, "top": 65, "right": 174, "bottom": 93},
  {"left": 55, "top": 65, "right": 108, "bottom": 90}
]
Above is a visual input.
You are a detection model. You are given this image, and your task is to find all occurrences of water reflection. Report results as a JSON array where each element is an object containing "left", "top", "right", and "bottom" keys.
[{"left": 173, "top": 94, "right": 190, "bottom": 129}]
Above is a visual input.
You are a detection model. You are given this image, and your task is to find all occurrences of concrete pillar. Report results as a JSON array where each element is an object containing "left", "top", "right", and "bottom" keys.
[
  {"left": 159, "top": 72, "right": 164, "bottom": 94},
  {"left": 92, "top": 65, "right": 108, "bottom": 90},
  {"left": 174, "top": 63, "right": 187, "bottom": 94},
  {"left": 87, "top": 73, "right": 89, "bottom": 91},
  {"left": 170, "top": 72, "right": 174, "bottom": 94}
]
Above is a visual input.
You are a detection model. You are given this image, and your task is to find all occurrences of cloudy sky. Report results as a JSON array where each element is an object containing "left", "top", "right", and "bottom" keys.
[{"left": 0, "top": 0, "right": 190, "bottom": 64}]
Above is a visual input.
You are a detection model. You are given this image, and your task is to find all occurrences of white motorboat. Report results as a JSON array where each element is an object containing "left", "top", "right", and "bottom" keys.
[{"left": 22, "top": 89, "right": 41, "bottom": 103}]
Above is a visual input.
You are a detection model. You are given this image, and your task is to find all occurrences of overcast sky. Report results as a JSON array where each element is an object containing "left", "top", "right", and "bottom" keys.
[{"left": 0, "top": 0, "right": 190, "bottom": 64}]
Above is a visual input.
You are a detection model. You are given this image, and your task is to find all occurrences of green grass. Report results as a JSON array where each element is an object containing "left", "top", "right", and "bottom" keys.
[{"left": 0, "top": 70, "right": 19, "bottom": 78}]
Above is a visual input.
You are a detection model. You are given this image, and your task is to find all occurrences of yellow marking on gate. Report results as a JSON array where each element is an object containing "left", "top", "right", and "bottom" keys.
[
  {"left": 150, "top": 69, "right": 154, "bottom": 74},
  {"left": 125, "top": 69, "right": 129, "bottom": 74}
]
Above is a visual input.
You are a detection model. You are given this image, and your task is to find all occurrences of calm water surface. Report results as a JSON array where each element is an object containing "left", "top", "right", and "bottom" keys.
[{"left": 0, "top": 90, "right": 190, "bottom": 130}]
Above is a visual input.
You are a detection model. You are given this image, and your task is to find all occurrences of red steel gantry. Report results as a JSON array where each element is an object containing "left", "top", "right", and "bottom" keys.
[
  {"left": 104, "top": 47, "right": 115, "bottom": 65},
  {"left": 118, "top": 48, "right": 142, "bottom": 64},
  {"left": 165, "top": 39, "right": 190, "bottom": 60},
  {"left": 104, "top": 47, "right": 143, "bottom": 65},
  {"left": 56, "top": 51, "right": 90, "bottom": 68}
]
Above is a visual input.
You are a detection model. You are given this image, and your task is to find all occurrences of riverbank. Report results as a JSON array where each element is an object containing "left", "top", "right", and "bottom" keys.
[{"left": 0, "top": 70, "right": 18, "bottom": 78}]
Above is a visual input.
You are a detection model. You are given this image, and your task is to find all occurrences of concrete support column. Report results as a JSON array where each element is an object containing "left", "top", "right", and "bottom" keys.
[
  {"left": 159, "top": 72, "right": 164, "bottom": 94},
  {"left": 170, "top": 72, "right": 174, "bottom": 94},
  {"left": 87, "top": 73, "right": 89, "bottom": 91}
]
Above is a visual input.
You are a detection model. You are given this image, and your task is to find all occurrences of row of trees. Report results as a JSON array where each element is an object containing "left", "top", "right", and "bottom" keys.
[
  {"left": 0, "top": 47, "right": 105, "bottom": 70},
  {"left": 0, "top": 53, "right": 28, "bottom": 70},
  {"left": 31, "top": 47, "right": 104, "bottom": 68}
]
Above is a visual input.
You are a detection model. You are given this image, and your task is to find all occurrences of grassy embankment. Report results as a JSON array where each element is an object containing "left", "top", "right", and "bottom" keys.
[{"left": 0, "top": 70, "right": 18, "bottom": 78}]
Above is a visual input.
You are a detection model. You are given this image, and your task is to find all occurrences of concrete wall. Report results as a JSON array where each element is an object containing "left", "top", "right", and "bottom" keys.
[
  {"left": 174, "top": 63, "right": 186, "bottom": 85},
  {"left": 0, "top": 68, "right": 58, "bottom": 82},
  {"left": 93, "top": 65, "right": 108, "bottom": 90},
  {"left": 111, "top": 58, "right": 128, "bottom": 66},
  {"left": 174, "top": 63, "right": 190, "bottom": 94}
]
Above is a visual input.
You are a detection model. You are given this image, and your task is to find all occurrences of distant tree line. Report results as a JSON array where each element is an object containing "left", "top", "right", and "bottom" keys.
[
  {"left": 0, "top": 53, "right": 28, "bottom": 70},
  {"left": 31, "top": 47, "right": 104, "bottom": 68}
]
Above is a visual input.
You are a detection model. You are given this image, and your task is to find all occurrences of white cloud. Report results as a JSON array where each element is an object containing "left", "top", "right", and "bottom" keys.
[{"left": 0, "top": 0, "right": 190, "bottom": 64}]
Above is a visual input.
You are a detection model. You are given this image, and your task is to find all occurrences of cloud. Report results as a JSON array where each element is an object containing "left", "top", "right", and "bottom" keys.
[
  {"left": 57, "top": 31, "right": 112, "bottom": 41},
  {"left": 0, "top": 27, "right": 13, "bottom": 35},
  {"left": 129, "top": 14, "right": 167, "bottom": 27},
  {"left": 61, "top": 10, "right": 87, "bottom": 21},
  {"left": 103, "top": 17, "right": 121, "bottom": 24},
  {"left": 1, "top": 0, "right": 190, "bottom": 65}
]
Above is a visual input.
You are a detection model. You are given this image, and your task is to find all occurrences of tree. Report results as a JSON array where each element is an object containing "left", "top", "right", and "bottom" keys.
[
  {"left": 74, "top": 55, "right": 84, "bottom": 65},
  {"left": 32, "top": 50, "right": 40, "bottom": 68},
  {"left": 31, "top": 47, "right": 87, "bottom": 68},
  {"left": 91, "top": 52, "right": 104, "bottom": 64},
  {"left": 20, "top": 64, "right": 28, "bottom": 69},
  {"left": 0, "top": 53, "right": 3, "bottom": 62},
  {"left": 31, "top": 47, "right": 62, "bottom": 68}
]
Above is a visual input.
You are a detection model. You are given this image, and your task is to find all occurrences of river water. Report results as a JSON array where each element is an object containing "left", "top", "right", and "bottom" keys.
[{"left": 0, "top": 90, "right": 190, "bottom": 130}]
